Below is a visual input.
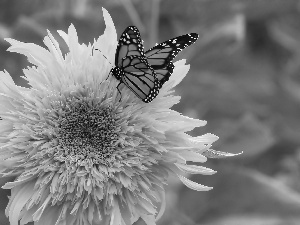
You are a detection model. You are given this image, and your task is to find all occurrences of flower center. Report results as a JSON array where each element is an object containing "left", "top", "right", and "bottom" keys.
[{"left": 56, "top": 100, "right": 119, "bottom": 165}]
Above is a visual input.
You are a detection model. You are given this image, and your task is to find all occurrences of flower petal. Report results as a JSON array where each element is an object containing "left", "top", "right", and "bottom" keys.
[
  {"left": 0, "top": 70, "right": 15, "bottom": 94},
  {"left": 35, "top": 206, "right": 60, "bottom": 225},
  {"left": 7, "top": 182, "right": 35, "bottom": 225},
  {"left": 0, "top": 119, "right": 12, "bottom": 133},
  {"left": 166, "top": 116, "right": 207, "bottom": 132},
  {"left": 155, "top": 190, "right": 166, "bottom": 221},
  {"left": 140, "top": 214, "right": 156, "bottom": 225},
  {"left": 0, "top": 71, "right": 24, "bottom": 100},
  {"left": 190, "top": 133, "right": 219, "bottom": 144},
  {"left": 5, "top": 38, "right": 52, "bottom": 68},
  {"left": 175, "top": 150, "right": 207, "bottom": 163},
  {"left": 178, "top": 175, "right": 213, "bottom": 191},
  {"left": 94, "top": 7, "right": 118, "bottom": 65},
  {"left": 43, "top": 30, "right": 64, "bottom": 66},
  {"left": 110, "top": 199, "right": 122, "bottom": 225},
  {"left": 202, "top": 149, "right": 242, "bottom": 158},
  {"left": 169, "top": 59, "right": 189, "bottom": 88},
  {"left": 32, "top": 195, "right": 52, "bottom": 221},
  {"left": 175, "top": 163, "right": 216, "bottom": 175}
]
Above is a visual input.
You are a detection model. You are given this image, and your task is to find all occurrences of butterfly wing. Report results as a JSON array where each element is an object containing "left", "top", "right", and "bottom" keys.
[
  {"left": 112, "top": 26, "right": 160, "bottom": 102},
  {"left": 145, "top": 33, "right": 199, "bottom": 68},
  {"left": 113, "top": 27, "right": 199, "bottom": 102},
  {"left": 121, "top": 56, "right": 160, "bottom": 103},
  {"left": 151, "top": 62, "right": 174, "bottom": 86},
  {"left": 115, "top": 26, "right": 145, "bottom": 67},
  {"left": 145, "top": 33, "right": 198, "bottom": 85}
]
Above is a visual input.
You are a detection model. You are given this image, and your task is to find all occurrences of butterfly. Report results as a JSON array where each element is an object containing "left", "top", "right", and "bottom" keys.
[
  {"left": 110, "top": 26, "right": 199, "bottom": 103},
  {"left": 110, "top": 26, "right": 160, "bottom": 103}
]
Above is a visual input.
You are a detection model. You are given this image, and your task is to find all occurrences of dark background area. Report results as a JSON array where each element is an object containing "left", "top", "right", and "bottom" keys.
[{"left": 1, "top": 0, "right": 300, "bottom": 224}]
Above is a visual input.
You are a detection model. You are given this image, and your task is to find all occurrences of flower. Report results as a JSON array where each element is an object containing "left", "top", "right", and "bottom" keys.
[{"left": 0, "top": 8, "right": 236, "bottom": 225}]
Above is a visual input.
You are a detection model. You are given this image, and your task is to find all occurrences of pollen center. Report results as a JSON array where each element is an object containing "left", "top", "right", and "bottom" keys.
[{"left": 56, "top": 100, "right": 119, "bottom": 165}]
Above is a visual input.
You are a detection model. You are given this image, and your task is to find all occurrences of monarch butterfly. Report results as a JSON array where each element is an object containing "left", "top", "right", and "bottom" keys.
[
  {"left": 110, "top": 26, "right": 199, "bottom": 103},
  {"left": 110, "top": 26, "right": 161, "bottom": 103}
]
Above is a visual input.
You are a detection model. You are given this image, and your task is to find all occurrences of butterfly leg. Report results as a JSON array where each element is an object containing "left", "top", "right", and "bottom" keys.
[
  {"left": 106, "top": 70, "right": 112, "bottom": 81},
  {"left": 116, "top": 82, "right": 122, "bottom": 102}
]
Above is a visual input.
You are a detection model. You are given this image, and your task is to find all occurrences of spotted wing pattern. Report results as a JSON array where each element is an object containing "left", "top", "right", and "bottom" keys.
[
  {"left": 115, "top": 26, "right": 145, "bottom": 67},
  {"left": 111, "top": 26, "right": 199, "bottom": 103},
  {"left": 145, "top": 33, "right": 199, "bottom": 85}
]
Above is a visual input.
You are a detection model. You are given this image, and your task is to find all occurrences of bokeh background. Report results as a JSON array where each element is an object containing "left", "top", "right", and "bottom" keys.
[{"left": 1, "top": 0, "right": 300, "bottom": 224}]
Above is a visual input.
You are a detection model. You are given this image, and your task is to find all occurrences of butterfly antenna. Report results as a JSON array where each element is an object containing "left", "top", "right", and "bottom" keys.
[
  {"left": 93, "top": 47, "right": 114, "bottom": 81},
  {"left": 93, "top": 47, "right": 113, "bottom": 67}
]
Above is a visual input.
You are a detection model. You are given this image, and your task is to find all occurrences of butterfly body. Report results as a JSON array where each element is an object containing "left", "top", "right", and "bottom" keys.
[
  {"left": 110, "top": 66, "right": 122, "bottom": 81},
  {"left": 110, "top": 26, "right": 199, "bottom": 103},
  {"left": 111, "top": 55, "right": 161, "bottom": 103}
]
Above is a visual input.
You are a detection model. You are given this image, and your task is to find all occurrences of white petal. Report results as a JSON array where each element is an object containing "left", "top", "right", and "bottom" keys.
[
  {"left": 102, "top": 7, "right": 117, "bottom": 45},
  {"left": 178, "top": 175, "right": 213, "bottom": 191},
  {"left": 32, "top": 195, "right": 51, "bottom": 221},
  {"left": 20, "top": 207, "right": 35, "bottom": 225},
  {"left": 155, "top": 190, "right": 166, "bottom": 221},
  {"left": 0, "top": 71, "right": 21, "bottom": 99},
  {"left": 190, "top": 133, "right": 219, "bottom": 144},
  {"left": 119, "top": 203, "right": 131, "bottom": 225},
  {"left": 110, "top": 199, "right": 122, "bottom": 225},
  {"left": 7, "top": 182, "right": 35, "bottom": 225},
  {"left": 177, "top": 150, "right": 207, "bottom": 162},
  {"left": 166, "top": 116, "right": 207, "bottom": 132},
  {"left": 170, "top": 60, "right": 190, "bottom": 88},
  {"left": 175, "top": 163, "right": 216, "bottom": 175},
  {"left": 67, "top": 24, "right": 80, "bottom": 63},
  {"left": 174, "top": 59, "right": 187, "bottom": 66},
  {"left": 0, "top": 70, "right": 14, "bottom": 89},
  {"left": 5, "top": 38, "right": 51, "bottom": 68},
  {"left": 35, "top": 206, "right": 60, "bottom": 225},
  {"left": 43, "top": 30, "right": 64, "bottom": 66},
  {"left": 159, "top": 60, "right": 189, "bottom": 93},
  {"left": 140, "top": 214, "right": 156, "bottom": 225},
  {"left": 138, "top": 195, "right": 157, "bottom": 215},
  {"left": 94, "top": 7, "right": 117, "bottom": 64},
  {"left": 202, "top": 149, "right": 242, "bottom": 158},
  {"left": 2, "top": 175, "right": 34, "bottom": 189}
]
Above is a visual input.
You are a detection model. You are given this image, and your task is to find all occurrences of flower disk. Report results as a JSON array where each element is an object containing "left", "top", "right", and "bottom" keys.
[{"left": 56, "top": 98, "right": 119, "bottom": 166}]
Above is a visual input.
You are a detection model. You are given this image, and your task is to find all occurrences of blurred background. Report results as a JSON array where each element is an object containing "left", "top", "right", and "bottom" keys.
[{"left": 1, "top": 0, "right": 300, "bottom": 224}]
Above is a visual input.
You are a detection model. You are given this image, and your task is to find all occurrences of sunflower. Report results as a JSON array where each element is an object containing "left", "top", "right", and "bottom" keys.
[{"left": 0, "top": 8, "right": 236, "bottom": 225}]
